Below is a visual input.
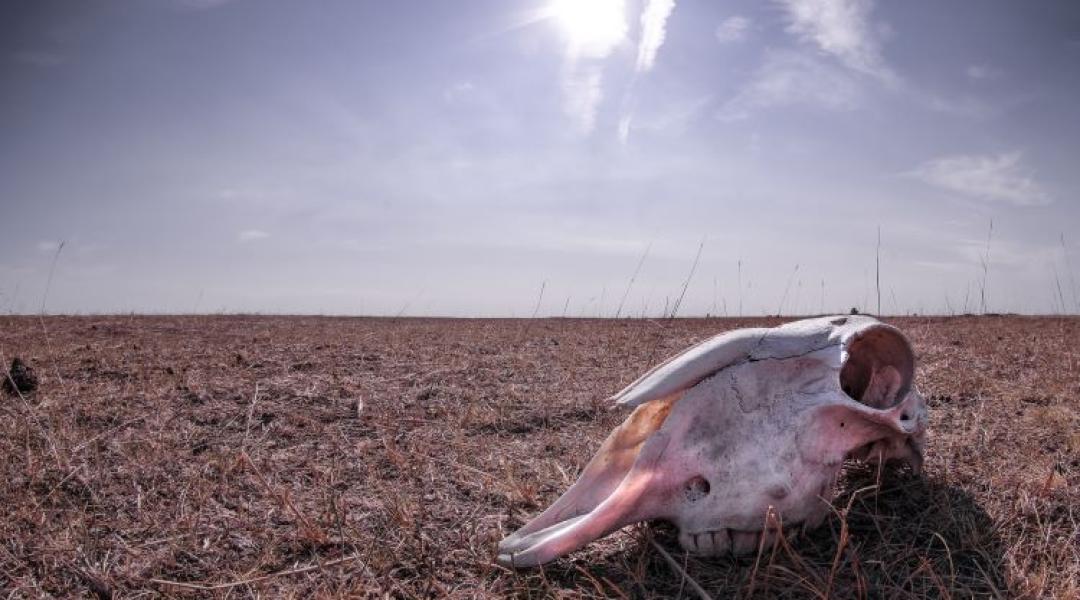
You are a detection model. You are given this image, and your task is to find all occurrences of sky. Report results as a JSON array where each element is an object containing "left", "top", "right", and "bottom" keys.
[{"left": 1, "top": 0, "right": 1079, "bottom": 316}]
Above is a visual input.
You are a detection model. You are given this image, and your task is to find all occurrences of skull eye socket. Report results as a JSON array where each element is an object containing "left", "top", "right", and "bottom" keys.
[{"left": 840, "top": 326, "right": 914, "bottom": 410}]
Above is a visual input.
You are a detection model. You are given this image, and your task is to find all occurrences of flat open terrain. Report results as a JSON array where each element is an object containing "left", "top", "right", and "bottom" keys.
[{"left": 1, "top": 315, "right": 1077, "bottom": 598}]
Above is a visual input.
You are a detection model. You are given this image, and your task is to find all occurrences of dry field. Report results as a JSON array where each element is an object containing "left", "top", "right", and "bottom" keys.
[{"left": 0, "top": 315, "right": 1077, "bottom": 598}]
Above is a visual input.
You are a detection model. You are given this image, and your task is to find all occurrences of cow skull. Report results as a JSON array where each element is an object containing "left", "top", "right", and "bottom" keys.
[{"left": 497, "top": 315, "right": 927, "bottom": 567}]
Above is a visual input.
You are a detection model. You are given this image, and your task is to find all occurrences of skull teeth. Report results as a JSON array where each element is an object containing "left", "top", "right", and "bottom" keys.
[
  {"left": 680, "top": 528, "right": 731, "bottom": 555},
  {"left": 678, "top": 523, "right": 801, "bottom": 557}
]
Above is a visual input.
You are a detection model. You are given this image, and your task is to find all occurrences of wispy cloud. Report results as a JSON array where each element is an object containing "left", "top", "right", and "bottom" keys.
[
  {"left": 442, "top": 81, "right": 476, "bottom": 103},
  {"left": 777, "top": 0, "right": 896, "bottom": 84},
  {"left": 715, "top": 15, "right": 752, "bottom": 44},
  {"left": 562, "top": 67, "right": 604, "bottom": 133},
  {"left": 11, "top": 51, "right": 65, "bottom": 67},
  {"left": 911, "top": 152, "right": 1052, "bottom": 206},
  {"left": 636, "top": 0, "right": 676, "bottom": 72},
  {"left": 238, "top": 229, "right": 270, "bottom": 242},
  {"left": 36, "top": 240, "right": 62, "bottom": 253},
  {"left": 717, "top": 51, "right": 863, "bottom": 120},
  {"left": 171, "top": 0, "right": 238, "bottom": 10},
  {"left": 627, "top": 95, "right": 711, "bottom": 137},
  {"left": 556, "top": 0, "right": 676, "bottom": 138},
  {"left": 968, "top": 239, "right": 1057, "bottom": 268},
  {"left": 965, "top": 64, "right": 1002, "bottom": 81},
  {"left": 620, "top": 94, "right": 713, "bottom": 144},
  {"left": 618, "top": 0, "right": 676, "bottom": 143},
  {"left": 551, "top": 0, "right": 628, "bottom": 134},
  {"left": 617, "top": 114, "right": 633, "bottom": 144},
  {"left": 914, "top": 91, "right": 994, "bottom": 118}
]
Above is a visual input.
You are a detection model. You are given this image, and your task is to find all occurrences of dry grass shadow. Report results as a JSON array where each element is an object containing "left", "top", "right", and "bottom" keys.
[{"left": 498, "top": 465, "right": 1005, "bottom": 599}]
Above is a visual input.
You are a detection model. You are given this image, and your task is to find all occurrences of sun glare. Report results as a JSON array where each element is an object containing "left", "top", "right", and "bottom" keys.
[{"left": 548, "top": 0, "right": 627, "bottom": 57}]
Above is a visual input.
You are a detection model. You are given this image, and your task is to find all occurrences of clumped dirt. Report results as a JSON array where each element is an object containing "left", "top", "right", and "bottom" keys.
[
  {"left": 3, "top": 356, "right": 38, "bottom": 395},
  {"left": 0, "top": 315, "right": 1077, "bottom": 598}
]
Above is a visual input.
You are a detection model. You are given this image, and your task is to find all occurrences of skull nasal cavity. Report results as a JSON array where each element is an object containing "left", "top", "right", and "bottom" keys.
[
  {"left": 839, "top": 327, "right": 914, "bottom": 409},
  {"left": 684, "top": 476, "right": 710, "bottom": 502}
]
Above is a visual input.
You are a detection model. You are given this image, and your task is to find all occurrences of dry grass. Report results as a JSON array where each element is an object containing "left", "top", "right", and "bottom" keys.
[{"left": 0, "top": 315, "right": 1077, "bottom": 598}]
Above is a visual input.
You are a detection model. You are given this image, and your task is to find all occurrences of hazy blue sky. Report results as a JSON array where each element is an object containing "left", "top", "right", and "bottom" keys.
[{"left": 2, "top": 0, "right": 1079, "bottom": 316}]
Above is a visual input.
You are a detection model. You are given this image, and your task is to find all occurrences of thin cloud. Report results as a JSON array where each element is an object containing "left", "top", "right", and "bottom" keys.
[
  {"left": 551, "top": 0, "right": 627, "bottom": 134},
  {"left": 911, "top": 152, "right": 1052, "bottom": 207},
  {"left": 636, "top": 0, "right": 676, "bottom": 72},
  {"left": 628, "top": 95, "right": 711, "bottom": 136},
  {"left": 442, "top": 81, "right": 476, "bottom": 103},
  {"left": 715, "top": 15, "right": 751, "bottom": 44},
  {"left": 555, "top": 0, "right": 677, "bottom": 138},
  {"left": 915, "top": 90, "right": 994, "bottom": 118},
  {"left": 966, "top": 64, "right": 1002, "bottom": 81},
  {"left": 238, "top": 229, "right": 270, "bottom": 242},
  {"left": 172, "top": 0, "right": 238, "bottom": 9},
  {"left": 717, "top": 50, "right": 863, "bottom": 120},
  {"left": 11, "top": 51, "right": 65, "bottom": 67},
  {"left": 617, "top": 114, "right": 632, "bottom": 144},
  {"left": 562, "top": 66, "right": 604, "bottom": 133},
  {"left": 777, "top": 0, "right": 897, "bottom": 84},
  {"left": 620, "top": 0, "right": 675, "bottom": 143}
]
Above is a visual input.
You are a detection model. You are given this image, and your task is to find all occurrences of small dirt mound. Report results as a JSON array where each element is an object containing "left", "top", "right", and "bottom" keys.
[{"left": 3, "top": 357, "right": 38, "bottom": 395}]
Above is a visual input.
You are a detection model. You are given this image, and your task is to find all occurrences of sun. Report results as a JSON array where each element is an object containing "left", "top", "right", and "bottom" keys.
[{"left": 547, "top": 0, "right": 627, "bottom": 57}]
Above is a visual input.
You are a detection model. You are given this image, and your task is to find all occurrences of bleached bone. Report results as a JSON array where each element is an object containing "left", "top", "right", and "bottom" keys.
[{"left": 497, "top": 315, "right": 928, "bottom": 567}]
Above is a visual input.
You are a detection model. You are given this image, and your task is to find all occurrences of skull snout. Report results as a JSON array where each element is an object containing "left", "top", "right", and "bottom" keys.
[{"left": 848, "top": 388, "right": 928, "bottom": 472}]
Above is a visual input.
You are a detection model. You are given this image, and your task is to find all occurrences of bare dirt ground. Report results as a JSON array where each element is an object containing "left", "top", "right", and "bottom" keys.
[{"left": 0, "top": 315, "right": 1077, "bottom": 598}]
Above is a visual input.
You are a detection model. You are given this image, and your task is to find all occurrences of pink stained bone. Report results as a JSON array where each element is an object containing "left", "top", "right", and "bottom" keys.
[{"left": 497, "top": 315, "right": 928, "bottom": 568}]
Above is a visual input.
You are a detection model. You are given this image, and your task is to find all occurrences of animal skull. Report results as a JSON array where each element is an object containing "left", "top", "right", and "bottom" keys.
[{"left": 497, "top": 315, "right": 928, "bottom": 567}]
